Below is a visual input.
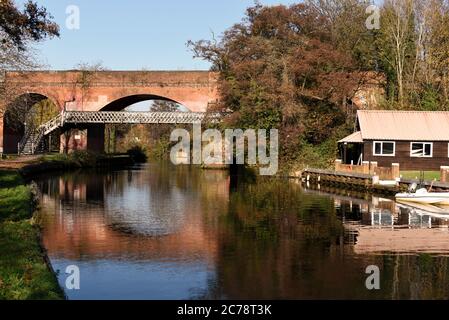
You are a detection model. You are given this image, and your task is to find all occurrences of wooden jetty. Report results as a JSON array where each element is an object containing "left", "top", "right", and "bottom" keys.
[{"left": 301, "top": 168, "right": 449, "bottom": 195}]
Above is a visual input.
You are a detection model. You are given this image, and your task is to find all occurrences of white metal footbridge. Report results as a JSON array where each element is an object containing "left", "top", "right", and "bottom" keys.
[{"left": 19, "top": 111, "right": 219, "bottom": 155}]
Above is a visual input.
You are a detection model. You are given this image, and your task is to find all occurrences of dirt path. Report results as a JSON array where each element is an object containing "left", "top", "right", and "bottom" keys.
[{"left": 0, "top": 156, "right": 41, "bottom": 170}]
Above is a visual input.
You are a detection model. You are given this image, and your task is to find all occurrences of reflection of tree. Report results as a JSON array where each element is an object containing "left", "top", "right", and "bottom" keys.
[
  {"left": 371, "top": 253, "right": 449, "bottom": 300},
  {"left": 205, "top": 178, "right": 449, "bottom": 299},
  {"left": 226, "top": 179, "right": 344, "bottom": 242}
]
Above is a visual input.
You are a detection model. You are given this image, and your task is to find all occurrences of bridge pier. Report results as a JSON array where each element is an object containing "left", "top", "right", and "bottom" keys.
[
  {"left": 60, "top": 125, "right": 105, "bottom": 154},
  {"left": 87, "top": 124, "right": 105, "bottom": 153},
  {"left": 0, "top": 114, "right": 25, "bottom": 155}
]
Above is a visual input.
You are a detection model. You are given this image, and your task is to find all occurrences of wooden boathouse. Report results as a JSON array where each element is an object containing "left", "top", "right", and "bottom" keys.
[{"left": 339, "top": 110, "right": 449, "bottom": 171}]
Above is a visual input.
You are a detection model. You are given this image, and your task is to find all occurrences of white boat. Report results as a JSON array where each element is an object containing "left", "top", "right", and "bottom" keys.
[
  {"left": 396, "top": 202, "right": 449, "bottom": 217},
  {"left": 396, "top": 188, "right": 449, "bottom": 205}
]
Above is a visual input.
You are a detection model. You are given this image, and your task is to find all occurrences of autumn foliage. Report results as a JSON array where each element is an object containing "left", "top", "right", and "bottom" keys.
[{"left": 189, "top": 3, "right": 363, "bottom": 168}]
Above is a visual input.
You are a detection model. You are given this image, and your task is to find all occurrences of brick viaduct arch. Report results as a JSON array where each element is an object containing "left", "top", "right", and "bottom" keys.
[{"left": 0, "top": 70, "right": 219, "bottom": 153}]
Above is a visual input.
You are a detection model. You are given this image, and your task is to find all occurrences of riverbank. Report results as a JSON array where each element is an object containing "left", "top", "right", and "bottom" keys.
[
  {"left": 0, "top": 152, "right": 135, "bottom": 300},
  {"left": 1, "top": 152, "right": 134, "bottom": 177},
  {"left": 0, "top": 170, "right": 64, "bottom": 300}
]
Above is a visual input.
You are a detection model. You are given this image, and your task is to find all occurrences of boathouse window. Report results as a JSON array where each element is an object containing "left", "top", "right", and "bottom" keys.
[
  {"left": 410, "top": 142, "right": 433, "bottom": 158},
  {"left": 373, "top": 141, "right": 395, "bottom": 156}
]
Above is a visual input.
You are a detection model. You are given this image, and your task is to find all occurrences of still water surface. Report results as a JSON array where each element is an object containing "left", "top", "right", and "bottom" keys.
[{"left": 35, "top": 163, "right": 449, "bottom": 300}]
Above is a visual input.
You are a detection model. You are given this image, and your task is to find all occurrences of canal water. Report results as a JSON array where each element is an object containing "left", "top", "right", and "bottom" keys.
[{"left": 35, "top": 163, "right": 449, "bottom": 300}]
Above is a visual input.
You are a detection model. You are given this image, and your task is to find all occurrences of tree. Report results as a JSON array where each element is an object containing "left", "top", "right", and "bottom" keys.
[
  {"left": 306, "top": 0, "right": 378, "bottom": 69},
  {"left": 367, "top": 0, "right": 449, "bottom": 110},
  {"left": 146, "top": 101, "right": 179, "bottom": 158},
  {"left": 0, "top": 0, "right": 59, "bottom": 51},
  {"left": 112, "top": 100, "right": 181, "bottom": 158},
  {"left": 151, "top": 100, "right": 179, "bottom": 112},
  {"left": 189, "top": 3, "right": 363, "bottom": 168},
  {"left": 416, "top": 0, "right": 449, "bottom": 109},
  {"left": 28, "top": 98, "right": 60, "bottom": 126},
  {"left": 376, "top": 0, "right": 416, "bottom": 107},
  {"left": 0, "top": 0, "right": 59, "bottom": 126}
]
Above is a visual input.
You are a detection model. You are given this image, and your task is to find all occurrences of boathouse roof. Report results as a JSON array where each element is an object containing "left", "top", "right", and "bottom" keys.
[
  {"left": 355, "top": 110, "right": 449, "bottom": 141},
  {"left": 338, "top": 131, "right": 363, "bottom": 143}
]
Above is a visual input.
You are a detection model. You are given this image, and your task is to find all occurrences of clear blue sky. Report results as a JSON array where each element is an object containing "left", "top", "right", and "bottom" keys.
[{"left": 19, "top": 0, "right": 297, "bottom": 71}]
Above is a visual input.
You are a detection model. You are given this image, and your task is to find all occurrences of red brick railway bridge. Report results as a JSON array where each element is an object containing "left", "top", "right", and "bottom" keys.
[{"left": 0, "top": 70, "right": 219, "bottom": 154}]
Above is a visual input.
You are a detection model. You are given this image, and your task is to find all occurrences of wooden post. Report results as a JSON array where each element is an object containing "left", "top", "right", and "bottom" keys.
[
  {"left": 335, "top": 159, "right": 342, "bottom": 172},
  {"left": 362, "top": 161, "right": 370, "bottom": 175},
  {"left": 392, "top": 163, "right": 400, "bottom": 180},
  {"left": 441, "top": 166, "right": 449, "bottom": 183},
  {"left": 370, "top": 162, "right": 378, "bottom": 175}
]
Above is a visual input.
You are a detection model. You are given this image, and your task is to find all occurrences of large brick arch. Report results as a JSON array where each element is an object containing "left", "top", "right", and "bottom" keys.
[
  {"left": 0, "top": 70, "right": 219, "bottom": 152},
  {"left": 100, "top": 94, "right": 182, "bottom": 111}
]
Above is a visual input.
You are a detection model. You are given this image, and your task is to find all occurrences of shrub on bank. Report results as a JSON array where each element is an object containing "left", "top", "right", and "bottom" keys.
[
  {"left": 41, "top": 151, "right": 98, "bottom": 167},
  {"left": 127, "top": 146, "right": 148, "bottom": 163}
]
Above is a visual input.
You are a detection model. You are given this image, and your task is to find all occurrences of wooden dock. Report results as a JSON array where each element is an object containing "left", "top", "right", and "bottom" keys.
[{"left": 301, "top": 168, "right": 449, "bottom": 195}]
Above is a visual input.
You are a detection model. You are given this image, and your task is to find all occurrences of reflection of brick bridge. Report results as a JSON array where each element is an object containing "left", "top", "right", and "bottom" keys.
[{"left": 0, "top": 70, "right": 219, "bottom": 154}]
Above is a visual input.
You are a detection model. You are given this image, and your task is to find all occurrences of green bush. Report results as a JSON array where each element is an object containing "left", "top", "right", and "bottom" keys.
[
  {"left": 40, "top": 151, "right": 99, "bottom": 168},
  {"left": 127, "top": 146, "right": 148, "bottom": 163},
  {"left": 148, "top": 138, "right": 171, "bottom": 160},
  {"left": 69, "top": 151, "right": 98, "bottom": 167}
]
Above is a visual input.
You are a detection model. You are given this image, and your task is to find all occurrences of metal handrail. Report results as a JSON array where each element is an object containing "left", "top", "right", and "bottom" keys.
[
  {"left": 18, "top": 114, "right": 64, "bottom": 155},
  {"left": 62, "top": 111, "right": 215, "bottom": 124},
  {"left": 18, "top": 125, "right": 34, "bottom": 154}
]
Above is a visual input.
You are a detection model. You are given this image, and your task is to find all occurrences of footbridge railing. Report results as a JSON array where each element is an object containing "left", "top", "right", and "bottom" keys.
[{"left": 63, "top": 111, "right": 217, "bottom": 125}]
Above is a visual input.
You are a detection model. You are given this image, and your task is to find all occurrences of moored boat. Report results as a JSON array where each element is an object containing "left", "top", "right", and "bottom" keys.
[
  {"left": 395, "top": 188, "right": 449, "bottom": 205},
  {"left": 396, "top": 202, "right": 449, "bottom": 217}
]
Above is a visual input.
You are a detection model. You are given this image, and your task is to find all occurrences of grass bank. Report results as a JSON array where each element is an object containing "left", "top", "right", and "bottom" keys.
[
  {"left": 0, "top": 151, "right": 136, "bottom": 300},
  {"left": 0, "top": 170, "right": 64, "bottom": 300},
  {"left": 401, "top": 171, "right": 441, "bottom": 181}
]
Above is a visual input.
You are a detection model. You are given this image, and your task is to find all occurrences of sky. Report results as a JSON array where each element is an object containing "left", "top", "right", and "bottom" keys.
[{"left": 18, "top": 0, "right": 297, "bottom": 71}]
